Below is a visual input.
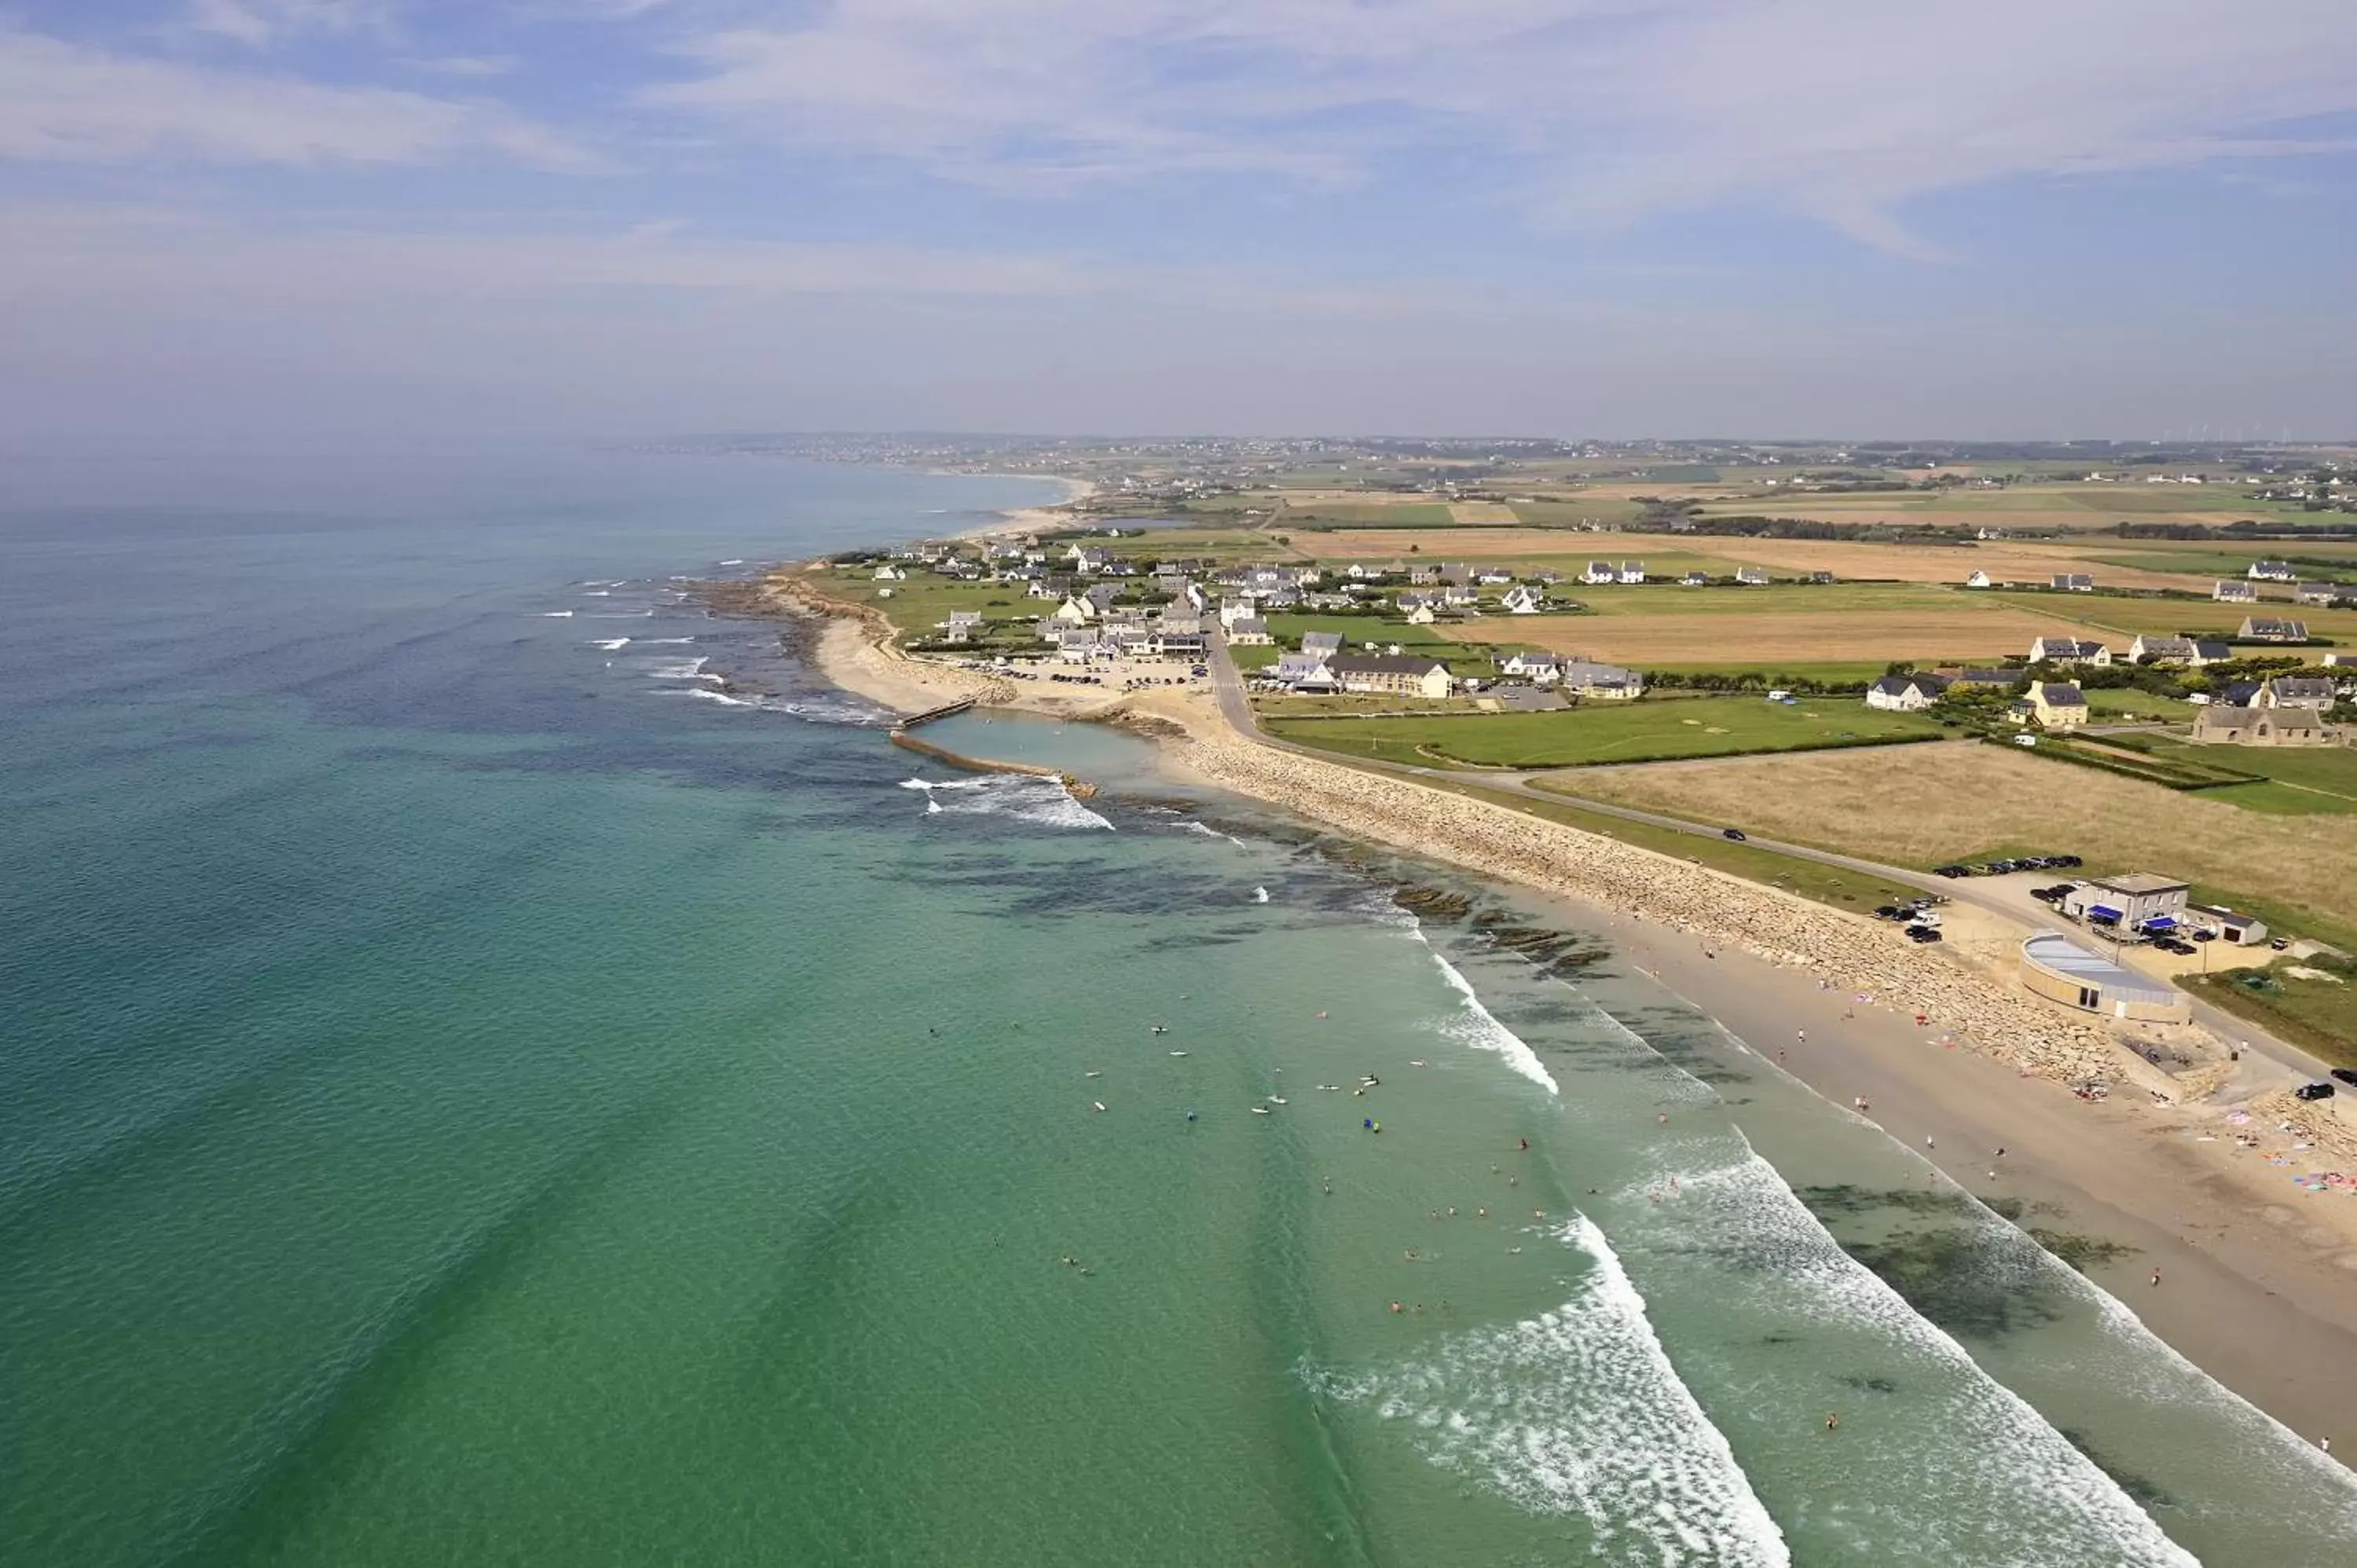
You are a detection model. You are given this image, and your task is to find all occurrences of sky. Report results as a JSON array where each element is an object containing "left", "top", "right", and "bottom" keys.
[{"left": 5, "top": 0, "right": 2355, "bottom": 441}]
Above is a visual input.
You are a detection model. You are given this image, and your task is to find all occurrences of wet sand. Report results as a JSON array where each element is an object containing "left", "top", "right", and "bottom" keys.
[{"left": 1602, "top": 903, "right": 2357, "bottom": 1454}]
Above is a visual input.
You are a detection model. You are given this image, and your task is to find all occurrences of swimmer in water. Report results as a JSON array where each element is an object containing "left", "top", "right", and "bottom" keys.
[{"left": 1826, "top": 1412, "right": 1840, "bottom": 1432}]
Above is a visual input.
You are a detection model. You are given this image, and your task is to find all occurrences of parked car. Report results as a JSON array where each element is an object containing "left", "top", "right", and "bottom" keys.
[
  {"left": 1907, "top": 926, "right": 1944, "bottom": 943},
  {"left": 2271, "top": 937, "right": 2291, "bottom": 951},
  {"left": 2030, "top": 887, "right": 2063, "bottom": 903},
  {"left": 2294, "top": 1082, "right": 2335, "bottom": 1101},
  {"left": 2331, "top": 1069, "right": 2357, "bottom": 1089},
  {"left": 1722, "top": 827, "right": 1747, "bottom": 841},
  {"left": 2051, "top": 855, "right": 2083, "bottom": 868},
  {"left": 1934, "top": 865, "right": 1970, "bottom": 879},
  {"left": 1873, "top": 906, "right": 1909, "bottom": 921},
  {"left": 2188, "top": 929, "right": 2215, "bottom": 942}
]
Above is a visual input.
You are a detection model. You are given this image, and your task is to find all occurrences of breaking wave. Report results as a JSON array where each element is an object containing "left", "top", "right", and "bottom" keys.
[
  {"left": 1311, "top": 1214, "right": 1787, "bottom": 1566},
  {"left": 899, "top": 775, "right": 1113, "bottom": 831}
]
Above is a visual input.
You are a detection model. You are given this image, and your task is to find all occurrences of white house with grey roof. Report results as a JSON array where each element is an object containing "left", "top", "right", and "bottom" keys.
[
  {"left": 2029, "top": 636, "right": 2111, "bottom": 666},
  {"left": 2213, "top": 579, "right": 2257, "bottom": 603}
]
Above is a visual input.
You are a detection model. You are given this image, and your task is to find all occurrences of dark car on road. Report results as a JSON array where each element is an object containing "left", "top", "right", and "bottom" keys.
[
  {"left": 1934, "top": 865, "right": 1970, "bottom": 878},
  {"left": 1907, "top": 926, "right": 1944, "bottom": 943},
  {"left": 1722, "top": 827, "right": 1747, "bottom": 841},
  {"left": 2333, "top": 1069, "right": 2357, "bottom": 1089},
  {"left": 2295, "top": 1082, "right": 2336, "bottom": 1101}
]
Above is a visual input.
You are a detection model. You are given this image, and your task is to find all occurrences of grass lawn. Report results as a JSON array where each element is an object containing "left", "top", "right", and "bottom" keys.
[
  {"left": 1644, "top": 661, "right": 1897, "bottom": 685},
  {"left": 1265, "top": 695, "right": 1943, "bottom": 769},
  {"left": 809, "top": 572, "right": 1041, "bottom": 637},
  {"left": 2137, "top": 740, "right": 2357, "bottom": 813},
  {"left": 2186, "top": 959, "right": 2357, "bottom": 1070},
  {"left": 2083, "top": 688, "right": 2195, "bottom": 720},
  {"left": 1501, "top": 498, "right": 1651, "bottom": 528}
]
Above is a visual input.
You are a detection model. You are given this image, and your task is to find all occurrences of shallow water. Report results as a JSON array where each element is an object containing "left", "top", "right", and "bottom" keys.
[{"left": 4, "top": 446, "right": 2354, "bottom": 1566}]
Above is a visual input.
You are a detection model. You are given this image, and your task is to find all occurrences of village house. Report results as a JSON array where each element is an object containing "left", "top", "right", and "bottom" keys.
[
  {"left": 941, "top": 610, "right": 983, "bottom": 643},
  {"left": 1269, "top": 650, "right": 1336, "bottom": 688},
  {"left": 2239, "top": 617, "right": 2310, "bottom": 643},
  {"left": 1475, "top": 566, "right": 1517, "bottom": 587},
  {"left": 2029, "top": 637, "right": 2112, "bottom": 667},
  {"left": 871, "top": 564, "right": 907, "bottom": 581},
  {"left": 2028, "top": 680, "right": 2090, "bottom": 729},
  {"left": 1050, "top": 595, "right": 1096, "bottom": 625},
  {"left": 1681, "top": 570, "right": 1711, "bottom": 587},
  {"left": 1559, "top": 660, "right": 1644, "bottom": 700},
  {"left": 1299, "top": 630, "right": 1344, "bottom": 662},
  {"left": 1975, "top": 526, "right": 2010, "bottom": 540},
  {"left": 2296, "top": 583, "right": 2355, "bottom": 607},
  {"left": 1963, "top": 570, "right": 1994, "bottom": 588},
  {"left": 1440, "top": 581, "right": 1479, "bottom": 608},
  {"left": 2051, "top": 573, "right": 2095, "bottom": 592},
  {"left": 2248, "top": 561, "right": 2298, "bottom": 581},
  {"left": 1223, "top": 617, "right": 1271, "bottom": 647},
  {"left": 1735, "top": 566, "right": 1771, "bottom": 586},
  {"left": 1408, "top": 564, "right": 1439, "bottom": 586},
  {"left": 2187, "top": 701, "right": 2341, "bottom": 746},
  {"left": 2212, "top": 579, "right": 2257, "bottom": 603},
  {"left": 2260, "top": 676, "right": 2337, "bottom": 712},
  {"left": 2124, "top": 634, "right": 2228, "bottom": 667},
  {"left": 1618, "top": 562, "right": 1647, "bottom": 584},
  {"left": 1051, "top": 628, "right": 1102, "bottom": 662},
  {"left": 1805, "top": 570, "right": 1836, "bottom": 585},
  {"left": 1500, "top": 585, "right": 1544, "bottom": 614},
  {"left": 1329, "top": 655, "right": 1454, "bottom": 701},
  {"left": 1499, "top": 650, "right": 1561, "bottom": 683},
  {"left": 1940, "top": 667, "right": 2023, "bottom": 691},
  {"left": 1582, "top": 560, "right": 1618, "bottom": 586},
  {"left": 1865, "top": 672, "right": 1951, "bottom": 711}
]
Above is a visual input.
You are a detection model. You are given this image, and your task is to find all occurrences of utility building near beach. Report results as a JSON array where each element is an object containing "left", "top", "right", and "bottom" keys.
[
  {"left": 2019, "top": 934, "right": 2191, "bottom": 1024},
  {"left": 2062, "top": 874, "right": 2190, "bottom": 932}
]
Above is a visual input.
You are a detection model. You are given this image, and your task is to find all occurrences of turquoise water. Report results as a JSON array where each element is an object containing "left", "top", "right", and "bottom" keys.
[{"left": 5, "top": 448, "right": 2355, "bottom": 1566}]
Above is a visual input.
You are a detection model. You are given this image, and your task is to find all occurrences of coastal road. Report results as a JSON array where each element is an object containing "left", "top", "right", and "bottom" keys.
[{"left": 1203, "top": 639, "right": 2335, "bottom": 1086}]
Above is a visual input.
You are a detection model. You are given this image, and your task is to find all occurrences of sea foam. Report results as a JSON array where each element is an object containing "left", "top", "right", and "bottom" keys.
[
  {"left": 1313, "top": 1214, "right": 1788, "bottom": 1566},
  {"left": 1424, "top": 948, "right": 1560, "bottom": 1094},
  {"left": 899, "top": 775, "right": 1113, "bottom": 831}
]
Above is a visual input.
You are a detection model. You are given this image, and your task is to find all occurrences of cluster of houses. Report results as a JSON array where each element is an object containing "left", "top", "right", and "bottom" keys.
[{"left": 2189, "top": 676, "right": 2343, "bottom": 746}]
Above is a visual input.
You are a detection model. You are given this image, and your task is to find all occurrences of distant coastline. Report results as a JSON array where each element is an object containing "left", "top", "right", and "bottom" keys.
[{"left": 759, "top": 554, "right": 2357, "bottom": 1458}]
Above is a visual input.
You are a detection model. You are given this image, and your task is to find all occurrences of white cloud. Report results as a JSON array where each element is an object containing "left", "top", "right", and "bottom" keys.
[
  {"left": 185, "top": 0, "right": 395, "bottom": 47},
  {"left": 0, "top": 28, "right": 591, "bottom": 169},
  {"left": 640, "top": 0, "right": 2357, "bottom": 250}
]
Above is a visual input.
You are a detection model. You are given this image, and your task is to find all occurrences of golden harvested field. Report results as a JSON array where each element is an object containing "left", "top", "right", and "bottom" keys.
[
  {"left": 1299, "top": 528, "right": 2213, "bottom": 591},
  {"left": 1566, "top": 745, "right": 2357, "bottom": 935},
  {"left": 1443, "top": 606, "right": 2104, "bottom": 664}
]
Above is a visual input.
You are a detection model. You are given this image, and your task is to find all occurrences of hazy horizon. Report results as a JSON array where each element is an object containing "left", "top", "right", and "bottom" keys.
[{"left": 7, "top": 2, "right": 2356, "bottom": 441}]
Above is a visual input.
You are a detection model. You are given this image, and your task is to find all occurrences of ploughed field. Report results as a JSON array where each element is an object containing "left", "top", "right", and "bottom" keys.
[{"left": 1263, "top": 695, "right": 1943, "bottom": 768}]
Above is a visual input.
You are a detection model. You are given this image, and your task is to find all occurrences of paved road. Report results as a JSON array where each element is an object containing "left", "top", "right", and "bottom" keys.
[{"left": 1201, "top": 639, "right": 2335, "bottom": 1086}]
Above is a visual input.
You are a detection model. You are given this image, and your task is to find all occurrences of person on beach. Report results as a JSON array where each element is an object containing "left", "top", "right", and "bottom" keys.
[
  {"left": 2150, "top": 1269, "right": 2162, "bottom": 1288},
  {"left": 1825, "top": 1413, "right": 1840, "bottom": 1431}
]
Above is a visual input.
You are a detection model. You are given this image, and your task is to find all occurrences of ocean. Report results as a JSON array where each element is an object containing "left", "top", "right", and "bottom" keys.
[{"left": 4, "top": 445, "right": 2355, "bottom": 1566}]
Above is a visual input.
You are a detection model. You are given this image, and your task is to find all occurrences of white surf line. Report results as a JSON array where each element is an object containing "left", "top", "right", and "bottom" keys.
[
  {"left": 1310, "top": 1213, "right": 1789, "bottom": 1566},
  {"left": 1420, "top": 940, "right": 1560, "bottom": 1094},
  {"left": 1519, "top": 979, "right": 2198, "bottom": 1560},
  {"left": 1686, "top": 1006, "right": 2357, "bottom": 1536}
]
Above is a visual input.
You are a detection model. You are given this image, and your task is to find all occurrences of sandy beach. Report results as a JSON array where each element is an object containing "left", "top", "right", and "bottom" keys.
[{"left": 772, "top": 568, "right": 2357, "bottom": 1454}]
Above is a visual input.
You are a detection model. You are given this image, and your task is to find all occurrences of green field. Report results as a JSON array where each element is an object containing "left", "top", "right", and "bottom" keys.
[
  {"left": 1502, "top": 498, "right": 1651, "bottom": 528},
  {"left": 1277, "top": 503, "right": 1458, "bottom": 526},
  {"left": 1644, "top": 661, "right": 1897, "bottom": 685},
  {"left": 1574, "top": 582, "right": 1970, "bottom": 618},
  {"left": 817, "top": 573, "right": 1039, "bottom": 636},
  {"left": 2139, "top": 740, "right": 2357, "bottom": 813},
  {"left": 1985, "top": 591, "right": 2357, "bottom": 643},
  {"left": 2187, "top": 959, "right": 2357, "bottom": 1069},
  {"left": 2088, "top": 548, "right": 2357, "bottom": 578},
  {"left": 1266, "top": 696, "right": 1944, "bottom": 769},
  {"left": 2083, "top": 688, "right": 2195, "bottom": 720}
]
